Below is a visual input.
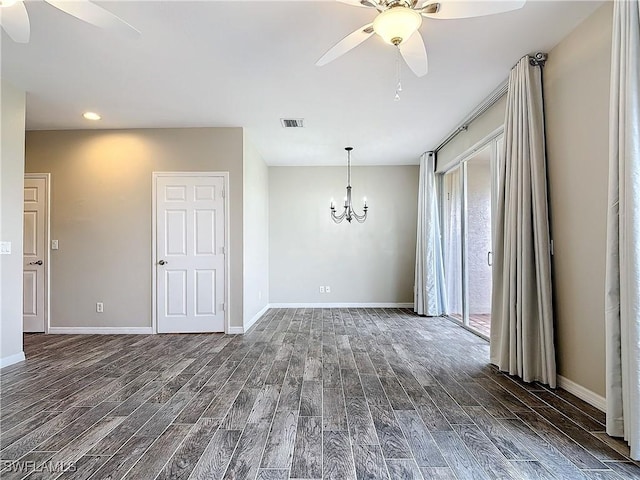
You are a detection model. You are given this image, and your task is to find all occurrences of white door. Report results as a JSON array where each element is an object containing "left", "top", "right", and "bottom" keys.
[
  {"left": 156, "top": 174, "right": 226, "bottom": 333},
  {"left": 23, "top": 176, "right": 48, "bottom": 333}
]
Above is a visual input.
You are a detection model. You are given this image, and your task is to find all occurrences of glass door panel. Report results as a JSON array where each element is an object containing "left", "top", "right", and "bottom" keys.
[{"left": 465, "top": 145, "right": 493, "bottom": 337}]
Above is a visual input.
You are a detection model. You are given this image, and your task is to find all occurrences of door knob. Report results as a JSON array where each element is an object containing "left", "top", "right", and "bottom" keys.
[
  {"left": 158, "top": 260, "right": 167, "bottom": 265},
  {"left": 29, "top": 260, "right": 43, "bottom": 265}
]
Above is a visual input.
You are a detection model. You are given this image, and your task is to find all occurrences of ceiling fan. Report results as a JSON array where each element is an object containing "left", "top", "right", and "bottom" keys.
[
  {"left": 0, "top": 0, "right": 139, "bottom": 44},
  {"left": 317, "top": 0, "right": 526, "bottom": 77}
]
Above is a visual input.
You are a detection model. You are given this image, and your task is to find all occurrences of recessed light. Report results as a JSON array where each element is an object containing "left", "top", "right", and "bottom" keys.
[
  {"left": 0, "top": 1, "right": 18, "bottom": 8},
  {"left": 83, "top": 112, "right": 101, "bottom": 121}
]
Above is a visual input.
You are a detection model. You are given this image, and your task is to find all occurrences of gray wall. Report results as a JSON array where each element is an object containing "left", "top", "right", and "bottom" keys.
[
  {"left": 545, "top": 2, "right": 613, "bottom": 397},
  {"left": 25, "top": 128, "right": 245, "bottom": 329},
  {"left": 269, "top": 166, "right": 418, "bottom": 304},
  {"left": 1, "top": 79, "right": 26, "bottom": 365},
  {"left": 243, "top": 138, "right": 269, "bottom": 328}
]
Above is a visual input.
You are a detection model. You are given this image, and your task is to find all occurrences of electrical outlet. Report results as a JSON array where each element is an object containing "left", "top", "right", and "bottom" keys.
[
  {"left": 96, "top": 302, "right": 104, "bottom": 313},
  {"left": 319, "top": 286, "right": 325, "bottom": 294},
  {"left": 52, "top": 240, "right": 59, "bottom": 250},
  {"left": 258, "top": 290, "right": 262, "bottom": 300},
  {"left": 325, "top": 286, "right": 331, "bottom": 293},
  {"left": 0, "top": 241, "right": 11, "bottom": 254}
]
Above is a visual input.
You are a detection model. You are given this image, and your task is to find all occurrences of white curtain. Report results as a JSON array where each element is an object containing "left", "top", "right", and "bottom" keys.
[
  {"left": 414, "top": 152, "right": 446, "bottom": 316},
  {"left": 490, "top": 55, "right": 556, "bottom": 388},
  {"left": 443, "top": 168, "right": 462, "bottom": 316},
  {"left": 605, "top": 0, "right": 640, "bottom": 460}
]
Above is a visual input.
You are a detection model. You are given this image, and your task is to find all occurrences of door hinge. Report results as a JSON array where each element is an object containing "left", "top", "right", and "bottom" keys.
[
  {"left": 550, "top": 239, "right": 554, "bottom": 256},
  {"left": 222, "top": 246, "right": 226, "bottom": 255},
  {"left": 221, "top": 303, "right": 226, "bottom": 312},
  {"left": 221, "top": 189, "right": 225, "bottom": 198}
]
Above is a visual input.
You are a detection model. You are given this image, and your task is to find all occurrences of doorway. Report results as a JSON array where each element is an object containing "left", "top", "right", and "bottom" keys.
[
  {"left": 23, "top": 173, "right": 50, "bottom": 333},
  {"left": 440, "top": 135, "right": 501, "bottom": 339},
  {"left": 153, "top": 172, "right": 229, "bottom": 333}
]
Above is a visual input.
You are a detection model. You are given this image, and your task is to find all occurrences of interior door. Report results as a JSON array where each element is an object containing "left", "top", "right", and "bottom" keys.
[
  {"left": 23, "top": 177, "right": 47, "bottom": 332},
  {"left": 156, "top": 174, "right": 226, "bottom": 333}
]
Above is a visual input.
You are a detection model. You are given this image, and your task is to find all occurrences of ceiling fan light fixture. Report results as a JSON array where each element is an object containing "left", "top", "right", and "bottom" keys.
[
  {"left": 373, "top": 6, "right": 422, "bottom": 45},
  {"left": 0, "top": 0, "right": 18, "bottom": 8}
]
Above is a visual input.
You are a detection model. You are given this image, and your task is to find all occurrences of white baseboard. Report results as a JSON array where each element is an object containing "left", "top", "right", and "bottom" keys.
[
  {"left": 227, "top": 326, "right": 244, "bottom": 334},
  {"left": 1, "top": 351, "right": 26, "bottom": 369},
  {"left": 244, "top": 304, "right": 270, "bottom": 333},
  {"left": 48, "top": 327, "right": 153, "bottom": 335},
  {"left": 268, "top": 302, "right": 414, "bottom": 308},
  {"left": 557, "top": 374, "right": 606, "bottom": 412}
]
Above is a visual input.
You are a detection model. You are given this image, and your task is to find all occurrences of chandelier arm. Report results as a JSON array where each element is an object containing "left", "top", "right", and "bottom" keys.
[
  {"left": 331, "top": 206, "right": 347, "bottom": 223},
  {"left": 351, "top": 208, "right": 368, "bottom": 223}
]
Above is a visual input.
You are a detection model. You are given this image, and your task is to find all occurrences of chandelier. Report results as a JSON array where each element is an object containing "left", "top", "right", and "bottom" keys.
[{"left": 330, "top": 147, "right": 368, "bottom": 224}]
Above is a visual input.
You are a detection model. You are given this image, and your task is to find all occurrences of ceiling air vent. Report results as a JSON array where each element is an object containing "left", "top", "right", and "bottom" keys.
[{"left": 281, "top": 118, "right": 304, "bottom": 128}]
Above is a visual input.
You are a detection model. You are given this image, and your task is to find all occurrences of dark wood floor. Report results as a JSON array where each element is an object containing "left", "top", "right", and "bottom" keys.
[{"left": 1, "top": 308, "right": 639, "bottom": 480}]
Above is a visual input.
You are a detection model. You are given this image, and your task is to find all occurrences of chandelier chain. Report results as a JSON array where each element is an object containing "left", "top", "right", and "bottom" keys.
[{"left": 395, "top": 46, "right": 402, "bottom": 101}]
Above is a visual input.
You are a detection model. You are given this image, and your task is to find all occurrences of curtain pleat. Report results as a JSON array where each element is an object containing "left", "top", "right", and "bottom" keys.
[
  {"left": 414, "top": 152, "right": 446, "bottom": 316},
  {"left": 490, "top": 55, "right": 556, "bottom": 388},
  {"left": 605, "top": 0, "right": 640, "bottom": 460},
  {"left": 443, "top": 168, "right": 462, "bottom": 315}
]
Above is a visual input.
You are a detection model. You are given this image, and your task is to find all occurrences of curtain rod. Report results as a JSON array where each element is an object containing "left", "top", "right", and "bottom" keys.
[
  {"left": 432, "top": 80, "right": 508, "bottom": 154},
  {"left": 431, "top": 52, "right": 547, "bottom": 155}
]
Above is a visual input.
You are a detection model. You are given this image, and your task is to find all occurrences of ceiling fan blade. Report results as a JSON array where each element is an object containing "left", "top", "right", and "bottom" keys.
[
  {"left": 316, "top": 23, "right": 374, "bottom": 67},
  {"left": 399, "top": 32, "right": 428, "bottom": 77},
  {"left": 420, "top": 0, "right": 526, "bottom": 19},
  {"left": 337, "top": 0, "right": 379, "bottom": 8},
  {"left": 0, "top": 1, "right": 30, "bottom": 43},
  {"left": 43, "top": 0, "right": 140, "bottom": 38}
]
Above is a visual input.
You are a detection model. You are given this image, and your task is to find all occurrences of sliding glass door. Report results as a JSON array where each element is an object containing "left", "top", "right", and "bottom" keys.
[
  {"left": 465, "top": 147, "right": 493, "bottom": 336},
  {"left": 439, "top": 135, "right": 502, "bottom": 339}
]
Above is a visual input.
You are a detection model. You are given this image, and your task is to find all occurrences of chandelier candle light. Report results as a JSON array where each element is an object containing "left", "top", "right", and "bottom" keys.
[{"left": 330, "top": 147, "right": 368, "bottom": 224}]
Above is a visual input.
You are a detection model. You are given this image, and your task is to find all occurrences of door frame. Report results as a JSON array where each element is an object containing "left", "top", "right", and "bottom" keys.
[
  {"left": 24, "top": 173, "right": 51, "bottom": 334},
  {"left": 151, "top": 171, "right": 230, "bottom": 334}
]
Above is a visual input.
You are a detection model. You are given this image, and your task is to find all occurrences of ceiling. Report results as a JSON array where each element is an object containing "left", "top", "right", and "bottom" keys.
[{"left": 1, "top": 0, "right": 602, "bottom": 165}]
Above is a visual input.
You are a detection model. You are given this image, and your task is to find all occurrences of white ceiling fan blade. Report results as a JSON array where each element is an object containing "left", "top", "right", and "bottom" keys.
[
  {"left": 316, "top": 23, "right": 374, "bottom": 67},
  {"left": 43, "top": 0, "right": 140, "bottom": 38},
  {"left": 421, "top": 0, "right": 526, "bottom": 20},
  {"left": 399, "top": 32, "right": 428, "bottom": 77},
  {"left": 0, "top": 1, "right": 30, "bottom": 43},
  {"left": 337, "top": 0, "right": 379, "bottom": 8}
]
